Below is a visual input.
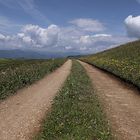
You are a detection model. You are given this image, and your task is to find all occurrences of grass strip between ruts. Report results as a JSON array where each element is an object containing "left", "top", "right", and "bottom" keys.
[{"left": 36, "top": 60, "right": 112, "bottom": 140}]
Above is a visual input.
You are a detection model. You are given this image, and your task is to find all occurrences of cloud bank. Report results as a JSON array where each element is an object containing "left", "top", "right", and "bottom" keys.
[{"left": 0, "top": 18, "right": 134, "bottom": 53}]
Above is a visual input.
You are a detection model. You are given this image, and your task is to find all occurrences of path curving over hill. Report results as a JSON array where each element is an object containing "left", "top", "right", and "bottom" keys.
[
  {"left": 79, "top": 61, "right": 140, "bottom": 140},
  {"left": 0, "top": 60, "right": 72, "bottom": 140}
]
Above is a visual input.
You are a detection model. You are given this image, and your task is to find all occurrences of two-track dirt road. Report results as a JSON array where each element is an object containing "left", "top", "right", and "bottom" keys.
[
  {"left": 80, "top": 61, "right": 140, "bottom": 140},
  {"left": 0, "top": 60, "right": 72, "bottom": 140},
  {"left": 1, "top": 59, "right": 140, "bottom": 140}
]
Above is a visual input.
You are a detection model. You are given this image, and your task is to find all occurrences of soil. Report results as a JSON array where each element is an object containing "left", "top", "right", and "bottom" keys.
[
  {"left": 0, "top": 60, "right": 72, "bottom": 140},
  {"left": 80, "top": 61, "right": 140, "bottom": 140}
]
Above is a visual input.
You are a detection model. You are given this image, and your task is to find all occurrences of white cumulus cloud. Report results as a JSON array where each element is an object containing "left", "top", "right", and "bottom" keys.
[
  {"left": 0, "top": 24, "right": 60, "bottom": 49},
  {"left": 124, "top": 15, "right": 140, "bottom": 38},
  {"left": 0, "top": 18, "right": 135, "bottom": 53},
  {"left": 21, "top": 24, "right": 60, "bottom": 47}
]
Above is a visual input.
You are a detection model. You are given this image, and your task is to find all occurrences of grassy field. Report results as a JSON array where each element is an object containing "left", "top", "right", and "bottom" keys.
[
  {"left": 0, "top": 58, "right": 66, "bottom": 99},
  {"left": 36, "top": 61, "right": 112, "bottom": 140},
  {"left": 81, "top": 40, "right": 140, "bottom": 88}
]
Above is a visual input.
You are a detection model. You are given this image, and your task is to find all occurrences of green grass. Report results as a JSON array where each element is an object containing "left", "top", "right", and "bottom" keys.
[
  {"left": 36, "top": 61, "right": 112, "bottom": 140},
  {"left": 81, "top": 40, "right": 140, "bottom": 88},
  {"left": 0, "top": 58, "right": 66, "bottom": 99}
]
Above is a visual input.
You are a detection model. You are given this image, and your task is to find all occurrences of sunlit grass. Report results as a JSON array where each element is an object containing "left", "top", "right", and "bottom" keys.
[
  {"left": 36, "top": 61, "right": 112, "bottom": 140},
  {"left": 0, "top": 58, "right": 66, "bottom": 99},
  {"left": 81, "top": 40, "right": 140, "bottom": 88}
]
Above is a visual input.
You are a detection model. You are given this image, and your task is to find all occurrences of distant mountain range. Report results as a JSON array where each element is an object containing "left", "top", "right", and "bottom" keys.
[{"left": 0, "top": 49, "right": 82, "bottom": 59}]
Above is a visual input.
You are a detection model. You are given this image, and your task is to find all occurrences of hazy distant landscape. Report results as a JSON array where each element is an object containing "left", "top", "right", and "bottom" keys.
[{"left": 0, "top": 49, "right": 83, "bottom": 59}]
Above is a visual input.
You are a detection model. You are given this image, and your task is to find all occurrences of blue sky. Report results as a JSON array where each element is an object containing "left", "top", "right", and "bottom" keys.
[{"left": 0, "top": 0, "right": 140, "bottom": 53}]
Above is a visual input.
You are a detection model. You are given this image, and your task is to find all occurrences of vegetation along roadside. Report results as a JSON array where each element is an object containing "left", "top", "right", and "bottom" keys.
[
  {"left": 80, "top": 40, "right": 140, "bottom": 89},
  {"left": 0, "top": 58, "right": 66, "bottom": 99},
  {"left": 36, "top": 60, "right": 112, "bottom": 140}
]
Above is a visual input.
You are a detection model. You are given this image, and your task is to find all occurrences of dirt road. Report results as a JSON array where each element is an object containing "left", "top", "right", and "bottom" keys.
[
  {"left": 0, "top": 60, "right": 72, "bottom": 140},
  {"left": 79, "top": 61, "right": 140, "bottom": 140}
]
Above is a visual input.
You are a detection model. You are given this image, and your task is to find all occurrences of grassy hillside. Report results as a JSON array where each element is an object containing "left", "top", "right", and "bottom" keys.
[
  {"left": 81, "top": 40, "right": 140, "bottom": 88},
  {"left": 36, "top": 61, "right": 112, "bottom": 140},
  {"left": 0, "top": 58, "right": 66, "bottom": 99}
]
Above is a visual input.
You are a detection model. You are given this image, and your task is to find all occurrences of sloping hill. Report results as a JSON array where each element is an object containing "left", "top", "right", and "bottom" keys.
[{"left": 81, "top": 40, "right": 140, "bottom": 88}]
